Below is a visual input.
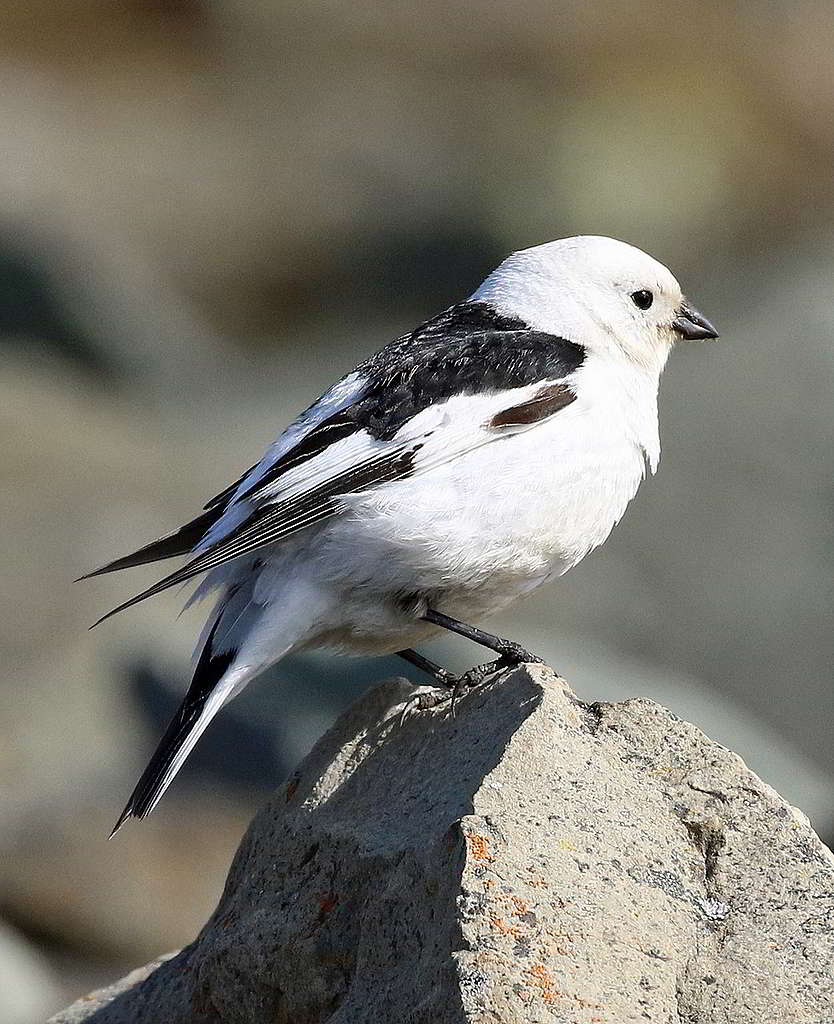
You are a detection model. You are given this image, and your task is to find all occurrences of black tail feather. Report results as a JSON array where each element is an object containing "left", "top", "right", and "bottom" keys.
[
  {"left": 110, "top": 621, "right": 236, "bottom": 836},
  {"left": 109, "top": 703, "right": 204, "bottom": 836}
]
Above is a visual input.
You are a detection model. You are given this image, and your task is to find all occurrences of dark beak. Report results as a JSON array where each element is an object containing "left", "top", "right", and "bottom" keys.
[{"left": 672, "top": 302, "right": 718, "bottom": 341}]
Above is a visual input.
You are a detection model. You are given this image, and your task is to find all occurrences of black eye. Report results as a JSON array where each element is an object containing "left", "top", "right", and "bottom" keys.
[{"left": 631, "top": 289, "right": 653, "bottom": 310}]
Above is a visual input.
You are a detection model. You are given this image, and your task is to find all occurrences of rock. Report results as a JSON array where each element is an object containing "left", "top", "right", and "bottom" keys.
[
  {"left": 50, "top": 665, "right": 834, "bottom": 1023},
  {"left": 47, "top": 955, "right": 176, "bottom": 1024}
]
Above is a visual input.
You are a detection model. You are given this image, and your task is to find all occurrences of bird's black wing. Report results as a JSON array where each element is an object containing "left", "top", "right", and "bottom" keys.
[
  {"left": 78, "top": 467, "right": 259, "bottom": 580},
  {"left": 87, "top": 301, "right": 585, "bottom": 625},
  {"left": 89, "top": 430, "right": 422, "bottom": 626}
]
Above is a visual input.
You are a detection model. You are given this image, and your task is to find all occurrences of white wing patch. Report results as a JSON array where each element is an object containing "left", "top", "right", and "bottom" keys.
[
  {"left": 199, "top": 370, "right": 367, "bottom": 551},
  {"left": 237, "top": 369, "right": 366, "bottom": 496}
]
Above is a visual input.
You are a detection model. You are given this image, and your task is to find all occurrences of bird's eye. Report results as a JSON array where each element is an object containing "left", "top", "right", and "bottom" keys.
[{"left": 631, "top": 289, "right": 653, "bottom": 310}]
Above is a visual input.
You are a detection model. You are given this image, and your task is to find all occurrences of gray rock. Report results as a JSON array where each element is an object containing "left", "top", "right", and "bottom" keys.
[
  {"left": 50, "top": 665, "right": 834, "bottom": 1023},
  {"left": 47, "top": 955, "right": 176, "bottom": 1024}
]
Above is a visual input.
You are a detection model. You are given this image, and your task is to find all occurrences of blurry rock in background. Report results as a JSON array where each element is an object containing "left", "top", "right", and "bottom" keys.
[
  {"left": 0, "top": 1, "right": 833, "bottom": 1020},
  {"left": 0, "top": 920, "right": 65, "bottom": 1024}
]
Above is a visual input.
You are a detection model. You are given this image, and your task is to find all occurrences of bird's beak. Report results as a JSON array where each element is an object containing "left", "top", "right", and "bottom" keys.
[{"left": 672, "top": 302, "right": 719, "bottom": 341}]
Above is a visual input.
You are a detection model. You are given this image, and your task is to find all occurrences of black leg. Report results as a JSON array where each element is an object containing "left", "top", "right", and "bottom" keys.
[
  {"left": 422, "top": 608, "right": 544, "bottom": 665},
  {"left": 395, "top": 648, "right": 484, "bottom": 720},
  {"left": 396, "top": 648, "right": 456, "bottom": 688},
  {"left": 396, "top": 649, "right": 461, "bottom": 722},
  {"left": 396, "top": 614, "right": 544, "bottom": 725}
]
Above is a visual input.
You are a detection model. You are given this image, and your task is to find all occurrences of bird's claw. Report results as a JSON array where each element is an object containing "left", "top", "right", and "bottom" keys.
[
  {"left": 398, "top": 686, "right": 456, "bottom": 726},
  {"left": 458, "top": 648, "right": 543, "bottom": 686},
  {"left": 493, "top": 641, "right": 545, "bottom": 665},
  {"left": 397, "top": 647, "right": 546, "bottom": 726}
]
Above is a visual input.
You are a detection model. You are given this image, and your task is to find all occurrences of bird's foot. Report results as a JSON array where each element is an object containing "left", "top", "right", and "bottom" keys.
[
  {"left": 485, "top": 640, "right": 545, "bottom": 666},
  {"left": 398, "top": 649, "right": 542, "bottom": 725},
  {"left": 457, "top": 647, "right": 543, "bottom": 689},
  {"left": 398, "top": 684, "right": 459, "bottom": 725}
]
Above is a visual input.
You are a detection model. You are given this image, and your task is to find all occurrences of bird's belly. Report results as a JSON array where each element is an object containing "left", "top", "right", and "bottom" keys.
[{"left": 325, "top": 424, "right": 646, "bottom": 600}]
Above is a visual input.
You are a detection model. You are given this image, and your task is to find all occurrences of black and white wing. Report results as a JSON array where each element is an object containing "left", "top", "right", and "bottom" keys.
[{"left": 84, "top": 301, "right": 584, "bottom": 625}]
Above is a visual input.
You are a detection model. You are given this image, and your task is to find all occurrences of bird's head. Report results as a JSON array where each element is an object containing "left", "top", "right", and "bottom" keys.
[{"left": 471, "top": 235, "right": 718, "bottom": 374}]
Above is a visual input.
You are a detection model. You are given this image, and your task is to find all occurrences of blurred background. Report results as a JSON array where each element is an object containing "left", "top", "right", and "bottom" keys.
[{"left": 1, "top": 1, "right": 833, "bottom": 1019}]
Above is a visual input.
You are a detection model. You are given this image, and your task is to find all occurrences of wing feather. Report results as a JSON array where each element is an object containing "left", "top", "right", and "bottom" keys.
[
  {"left": 77, "top": 507, "right": 223, "bottom": 580},
  {"left": 81, "top": 372, "right": 367, "bottom": 581},
  {"left": 89, "top": 440, "right": 420, "bottom": 627},
  {"left": 88, "top": 375, "right": 576, "bottom": 626}
]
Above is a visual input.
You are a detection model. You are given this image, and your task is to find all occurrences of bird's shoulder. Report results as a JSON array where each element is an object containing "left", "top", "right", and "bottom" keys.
[
  {"left": 213, "top": 301, "right": 585, "bottom": 517},
  {"left": 316, "top": 300, "right": 582, "bottom": 444}
]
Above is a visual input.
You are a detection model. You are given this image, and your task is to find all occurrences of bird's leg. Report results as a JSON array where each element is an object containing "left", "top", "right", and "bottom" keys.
[
  {"left": 396, "top": 614, "right": 544, "bottom": 724},
  {"left": 396, "top": 648, "right": 457, "bottom": 687},
  {"left": 422, "top": 608, "right": 544, "bottom": 670},
  {"left": 395, "top": 648, "right": 468, "bottom": 721}
]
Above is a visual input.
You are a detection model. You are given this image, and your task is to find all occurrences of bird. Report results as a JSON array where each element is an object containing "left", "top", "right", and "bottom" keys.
[{"left": 81, "top": 234, "right": 718, "bottom": 834}]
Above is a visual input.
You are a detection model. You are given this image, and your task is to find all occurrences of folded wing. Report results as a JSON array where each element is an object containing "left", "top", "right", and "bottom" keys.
[{"left": 85, "top": 299, "right": 585, "bottom": 625}]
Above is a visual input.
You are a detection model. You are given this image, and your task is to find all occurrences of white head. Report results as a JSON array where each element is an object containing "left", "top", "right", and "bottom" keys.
[{"left": 471, "top": 235, "right": 717, "bottom": 374}]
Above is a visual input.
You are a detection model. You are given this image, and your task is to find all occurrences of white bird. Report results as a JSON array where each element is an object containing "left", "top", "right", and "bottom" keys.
[{"left": 82, "top": 235, "right": 718, "bottom": 833}]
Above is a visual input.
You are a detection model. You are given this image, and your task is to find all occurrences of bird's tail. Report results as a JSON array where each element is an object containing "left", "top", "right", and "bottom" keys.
[
  {"left": 110, "top": 640, "right": 237, "bottom": 836},
  {"left": 110, "top": 582, "right": 265, "bottom": 836},
  {"left": 110, "top": 567, "right": 326, "bottom": 836}
]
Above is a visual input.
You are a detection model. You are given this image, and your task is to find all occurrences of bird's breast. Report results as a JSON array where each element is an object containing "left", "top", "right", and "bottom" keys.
[{"left": 330, "top": 402, "right": 649, "bottom": 595}]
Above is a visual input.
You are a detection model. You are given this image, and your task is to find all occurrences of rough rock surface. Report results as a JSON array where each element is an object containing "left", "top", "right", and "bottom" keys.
[{"left": 51, "top": 666, "right": 834, "bottom": 1023}]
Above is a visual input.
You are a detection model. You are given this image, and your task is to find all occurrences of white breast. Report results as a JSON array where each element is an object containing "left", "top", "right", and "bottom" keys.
[{"left": 322, "top": 350, "right": 660, "bottom": 605}]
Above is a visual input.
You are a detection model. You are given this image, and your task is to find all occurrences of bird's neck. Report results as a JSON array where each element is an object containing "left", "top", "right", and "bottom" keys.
[{"left": 576, "top": 348, "right": 663, "bottom": 473}]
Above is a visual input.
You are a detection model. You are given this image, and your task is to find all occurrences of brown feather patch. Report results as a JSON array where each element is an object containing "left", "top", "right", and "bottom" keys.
[{"left": 490, "top": 382, "right": 576, "bottom": 428}]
